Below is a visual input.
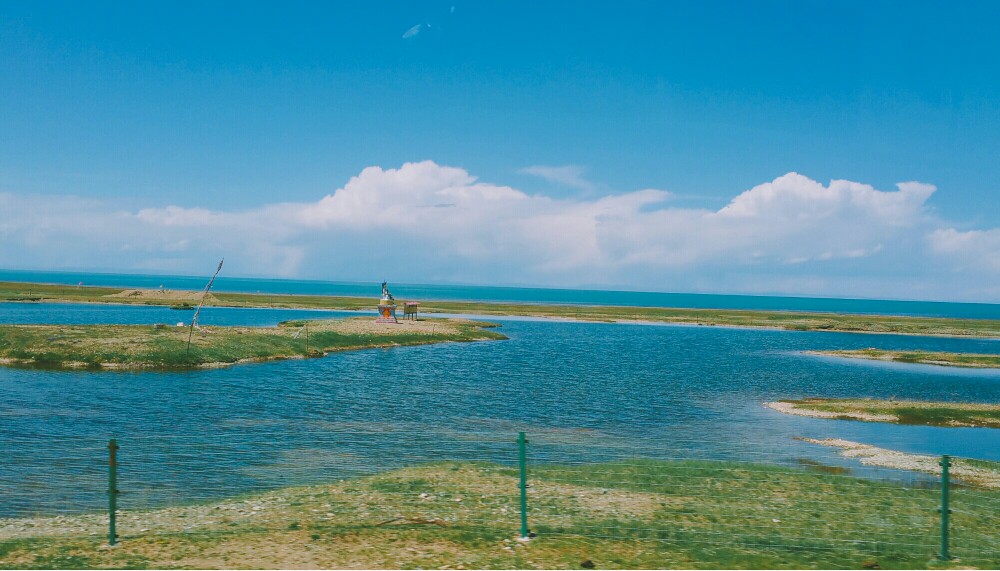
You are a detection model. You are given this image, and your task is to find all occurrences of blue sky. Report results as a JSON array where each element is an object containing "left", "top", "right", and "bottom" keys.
[{"left": 1, "top": 1, "right": 999, "bottom": 301}]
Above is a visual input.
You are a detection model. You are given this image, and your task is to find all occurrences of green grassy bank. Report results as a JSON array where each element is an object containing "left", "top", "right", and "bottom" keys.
[
  {"left": 768, "top": 398, "right": 1000, "bottom": 428},
  {"left": 808, "top": 348, "right": 1000, "bottom": 368},
  {"left": 1, "top": 460, "right": 996, "bottom": 569},
  {"left": 3, "top": 280, "right": 1000, "bottom": 338},
  {"left": 0, "top": 317, "right": 504, "bottom": 370}
]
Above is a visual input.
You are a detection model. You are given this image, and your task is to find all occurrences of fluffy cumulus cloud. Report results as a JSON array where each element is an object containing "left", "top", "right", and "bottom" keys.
[
  {"left": 1, "top": 161, "right": 997, "bottom": 301},
  {"left": 928, "top": 228, "right": 1000, "bottom": 272}
]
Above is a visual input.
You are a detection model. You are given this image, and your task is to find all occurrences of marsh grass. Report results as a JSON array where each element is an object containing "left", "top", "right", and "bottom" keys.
[
  {"left": 781, "top": 398, "right": 1000, "bottom": 428},
  {"left": 815, "top": 349, "right": 1000, "bottom": 368},
  {"left": 0, "top": 318, "right": 505, "bottom": 370},
  {"left": 2, "top": 460, "right": 997, "bottom": 569}
]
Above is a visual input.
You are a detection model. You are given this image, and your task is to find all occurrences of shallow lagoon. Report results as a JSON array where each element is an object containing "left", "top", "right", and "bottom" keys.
[{"left": 1, "top": 302, "right": 999, "bottom": 516}]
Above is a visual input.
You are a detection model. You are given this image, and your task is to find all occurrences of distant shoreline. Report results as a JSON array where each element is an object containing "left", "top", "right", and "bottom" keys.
[
  {"left": 4, "top": 280, "right": 1000, "bottom": 339},
  {"left": 4, "top": 269, "right": 999, "bottom": 316}
]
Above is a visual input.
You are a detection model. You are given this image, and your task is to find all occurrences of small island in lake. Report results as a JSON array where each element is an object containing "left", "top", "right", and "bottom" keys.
[
  {"left": 0, "top": 317, "right": 505, "bottom": 371},
  {"left": 766, "top": 398, "right": 1000, "bottom": 428},
  {"left": 805, "top": 348, "right": 1000, "bottom": 368}
]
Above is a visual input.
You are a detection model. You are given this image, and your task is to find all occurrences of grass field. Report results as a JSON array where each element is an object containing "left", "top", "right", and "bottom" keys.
[
  {"left": 808, "top": 348, "right": 1000, "bottom": 368},
  {"left": 1, "top": 460, "right": 996, "bottom": 569},
  {"left": 768, "top": 398, "right": 1000, "bottom": 428},
  {"left": 0, "top": 317, "right": 505, "bottom": 370},
  {"left": 3, "top": 280, "right": 1000, "bottom": 338}
]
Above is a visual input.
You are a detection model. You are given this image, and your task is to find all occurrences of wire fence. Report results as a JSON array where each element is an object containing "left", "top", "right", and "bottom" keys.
[{"left": 1, "top": 430, "right": 998, "bottom": 568}]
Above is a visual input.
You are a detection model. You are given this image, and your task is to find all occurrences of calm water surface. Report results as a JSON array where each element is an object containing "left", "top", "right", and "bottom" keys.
[{"left": 1, "top": 302, "right": 999, "bottom": 516}]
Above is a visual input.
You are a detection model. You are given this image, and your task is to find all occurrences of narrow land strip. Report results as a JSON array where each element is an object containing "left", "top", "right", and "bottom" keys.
[
  {"left": 765, "top": 398, "right": 1000, "bottom": 428},
  {"left": 0, "top": 317, "right": 505, "bottom": 371},
  {"left": 806, "top": 348, "right": 1000, "bottom": 368},
  {"left": 4, "top": 281, "right": 1000, "bottom": 338}
]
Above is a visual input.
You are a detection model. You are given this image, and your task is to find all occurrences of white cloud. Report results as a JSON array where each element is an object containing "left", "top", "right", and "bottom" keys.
[
  {"left": 519, "top": 165, "right": 598, "bottom": 193},
  {"left": 1, "top": 161, "right": 997, "bottom": 301},
  {"left": 136, "top": 206, "right": 218, "bottom": 226},
  {"left": 402, "top": 24, "right": 422, "bottom": 39},
  {"left": 928, "top": 228, "right": 1000, "bottom": 272},
  {"left": 718, "top": 174, "right": 934, "bottom": 225}
]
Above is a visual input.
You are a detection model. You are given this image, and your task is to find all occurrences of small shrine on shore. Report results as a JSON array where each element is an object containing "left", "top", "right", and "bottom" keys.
[{"left": 376, "top": 281, "right": 399, "bottom": 323}]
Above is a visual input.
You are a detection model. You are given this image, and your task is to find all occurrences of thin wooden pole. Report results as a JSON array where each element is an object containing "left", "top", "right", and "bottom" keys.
[
  {"left": 518, "top": 432, "right": 529, "bottom": 539},
  {"left": 187, "top": 258, "right": 224, "bottom": 355},
  {"left": 108, "top": 439, "right": 119, "bottom": 545}
]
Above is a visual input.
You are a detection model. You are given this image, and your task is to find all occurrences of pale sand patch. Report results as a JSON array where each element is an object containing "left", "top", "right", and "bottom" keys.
[
  {"left": 799, "top": 437, "right": 1000, "bottom": 488},
  {"left": 316, "top": 316, "right": 483, "bottom": 336},
  {"left": 167, "top": 533, "right": 472, "bottom": 570},
  {"left": 803, "top": 350, "right": 899, "bottom": 362},
  {"left": 546, "top": 484, "right": 668, "bottom": 520},
  {"left": 105, "top": 288, "right": 219, "bottom": 303},
  {"left": 764, "top": 401, "right": 897, "bottom": 423}
]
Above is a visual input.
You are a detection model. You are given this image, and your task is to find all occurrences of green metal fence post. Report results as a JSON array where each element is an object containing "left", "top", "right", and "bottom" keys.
[
  {"left": 108, "top": 439, "right": 119, "bottom": 546},
  {"left": 518, "top": 431, "right": 529, "bottom": 539},
  {"left": 939, "top": 454, "right": 951, "bottom": 561}
]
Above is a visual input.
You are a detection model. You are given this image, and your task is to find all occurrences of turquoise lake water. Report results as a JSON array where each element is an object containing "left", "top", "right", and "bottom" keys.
[
  {"left": 1, "top": 301, "right": 998, "bottom": 517},
  {"left": 3, "top": 269, "right": 1000, "bottom": 318}
]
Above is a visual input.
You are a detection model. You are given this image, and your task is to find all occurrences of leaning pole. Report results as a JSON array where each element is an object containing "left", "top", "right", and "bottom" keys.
[{"left": 186, "top": 258, "right": 224, "bottom": 355}]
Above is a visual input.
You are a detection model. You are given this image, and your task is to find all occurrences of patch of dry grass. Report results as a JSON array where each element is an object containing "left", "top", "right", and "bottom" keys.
[
  {"left": 767, "top": 398, "right": 1000, "bottom": 428},
  {"left": 0, "top": 317, "right": 505, "bottom": 371},
  {"left": 2, "top": 460, "right": 998, "bottom": 569},
  {"left": 808, "top": 349, "right": 1000, "bottom": 368}
]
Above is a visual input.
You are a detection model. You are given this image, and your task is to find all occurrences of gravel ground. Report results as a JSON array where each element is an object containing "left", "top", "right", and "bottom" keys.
[{"left": 799, "top": 437, "right": 1000, "bottom": 488}]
